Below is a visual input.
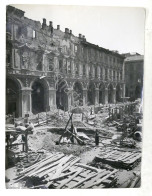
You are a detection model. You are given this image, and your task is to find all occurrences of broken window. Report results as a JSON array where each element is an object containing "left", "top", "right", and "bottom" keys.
[
  {"left": 100, "top": 67, "right": 102, "bottom": 78},
  {"left": 59, "top": 59, "right": 63, "bottom": 72},
  {"left": 75, "top": 45, "right": 77, "bottom": 52},
  {"left": 105, "top": 69, "right": 108, "bottom": 80},
  {"left": 67, "top": 60, "right": 71, "bottom": 74},
  {"left": 48, "top": 57, "right": 54, "bottom": 71},
  {"left": 21, "top": 50, "right": 30, "bottom": 69},
  {"left": 16, "top": 25, "right": 27, "bottom": 38},
  {"left": 83, "top": 64, "right": 86, "bottom": 75},
  {"left": 33, "top": 30, "right": 36, "bottom": 38},
  {"left": 6, "top": 49, "right": 11, "bottom": 66},
  {"left": 36, "top": 52, "right": 43, "bottom": 71},
  {"left": 75, "top": 63, "right": 79, "bottom": 75},
  {"left": 6, "top": 23, "right": 11, "bottom": 34},
  {"left": 95, "top": 67, "right": 98, "bottom": 77},
  {"left": 113, "top": 71, "right": 115, "bottom": 80}
]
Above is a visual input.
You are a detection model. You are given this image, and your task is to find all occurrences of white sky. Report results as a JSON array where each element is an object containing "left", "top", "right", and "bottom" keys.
[{"left": 12, "top": 4, "right": 145, "bottom": 55}]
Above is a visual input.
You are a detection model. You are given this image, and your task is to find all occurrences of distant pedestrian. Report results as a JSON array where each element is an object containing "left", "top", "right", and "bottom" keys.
[{"left": 95, "top": 130, "right": 99, "bottom": 146}]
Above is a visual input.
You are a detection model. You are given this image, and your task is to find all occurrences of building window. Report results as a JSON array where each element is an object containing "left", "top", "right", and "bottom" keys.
[
  {"left": 120, "top": 71, "right": 122, "bottom": 80},
  {"left": 75, "top": 63, "right": 79, "bottom": 75},
  {"left": 17, "top": 25, "right": 27, "bottom": 38},
  {"left": 117, "top": 72, "right": 119, "bottom": 80},
  {"left": 33, "top": 30, "right": 36, "bottom": 38},
  {"left": 100, "top": 67, "right": 102, "bottom": 78},
  {"left": 6, "top": 48, "right": 11, "bottom": 66},
  {"left": 48, "top": 57, "right": 54, "bottom": 71},
  {"left": 75, "top": 45, "right": 77, "bottom": 52},
  {"left": 6, "top": 23, "right": 11, "bottom": 34},
  {"left": 83, "top": 64, "right": 86, "bottom": 75},
  {"left": 105, "top": 69, "right": 108, "bottom": 80},
  {"left": 67, "top": 60, "right": 71, "bottom": 74},
  {"left": 59, "top": 59, "right": 63, "bottom": 72},
  {"left": 113, "top": 71, "right": 115, "bottom": 80},
  {"left": 95, "top": 67, "right": 98, "bottom": 77}
]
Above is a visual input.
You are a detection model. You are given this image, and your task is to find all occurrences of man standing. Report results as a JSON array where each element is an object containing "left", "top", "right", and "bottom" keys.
[{"left": 95, "top": 130, "right": 99, "bottom": 146}]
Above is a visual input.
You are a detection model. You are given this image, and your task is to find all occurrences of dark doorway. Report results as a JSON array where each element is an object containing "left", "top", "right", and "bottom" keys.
[
  {"left": 32, "top": 81, "right": 45, "bottom": 114},
  {"left": 73, "top": 82, "right": 83, "bottom": 106},
  {"left": 56, "top": 80, "right": 68, "bottom": 111},
  {"left": 108, "top": 84, "right": 113, "bottom": 103},
  {"left": 99, "top": 83, "right": 105, "bottom": 104},
  {"left": 135, "top": 84, "right": 142, "bottom": 99},
  {"left": 6, "top": 78, "right": 20, "bottom": 117},
  {"left": 116, "top": 84, "right": 121, "bottom": 102},
  {"left": 87, "top": 83, "right": 95, "bottom": 105}
]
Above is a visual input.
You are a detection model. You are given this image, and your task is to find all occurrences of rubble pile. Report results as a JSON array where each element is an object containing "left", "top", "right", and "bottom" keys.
[
  {"left": 12, "top": 152, "right": 118, "bottom": 189},
  {"left": 6, "top": 100, "right": 142, "bottom": 189}
]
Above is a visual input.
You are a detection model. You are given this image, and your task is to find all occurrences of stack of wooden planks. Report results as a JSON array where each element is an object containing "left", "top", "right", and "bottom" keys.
[
  {"left": 95, "top": 147, "right": 141, "bottom": 170},
  {"left": 13, "top": 152, "right": 118, "bottom": 189}
]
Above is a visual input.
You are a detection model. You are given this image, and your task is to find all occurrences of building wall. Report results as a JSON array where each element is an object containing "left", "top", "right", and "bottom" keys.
[
  {"left": 6, "top": 6, "right": 125, "bottom": 117},
  {"left": 124, "top": 56, "right": 144, "bottom": 101}
]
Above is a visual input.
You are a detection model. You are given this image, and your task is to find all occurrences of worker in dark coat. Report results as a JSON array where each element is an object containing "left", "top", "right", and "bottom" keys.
[{"left": 95, "top": 130, "right": 99, "bottom": 146}]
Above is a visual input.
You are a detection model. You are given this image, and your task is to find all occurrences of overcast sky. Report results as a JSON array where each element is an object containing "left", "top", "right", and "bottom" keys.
[{"left": 12, "top": 4, "right": 145, "bottom": 55}]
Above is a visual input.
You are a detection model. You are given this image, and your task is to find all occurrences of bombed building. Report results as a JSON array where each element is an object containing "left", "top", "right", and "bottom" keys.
[
  {"left": 5, "top": 5, "right": 143, "bottom": 189},
  {"left": 6, "top": 5, "right": 125, "bottom": 117},
  {"left": 124, "top": 53, "right": 144, "bottom": 101}
]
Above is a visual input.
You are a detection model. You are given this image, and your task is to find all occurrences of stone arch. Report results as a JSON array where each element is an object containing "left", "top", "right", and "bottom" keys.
[
  {"left": 87, "top": 82, "right": 96, "bottom": 105},
  {"left": 73, "top": 81, "right": 83, "bottom": 106},
  {"left": 116, "top": 83, "right": 122, "bottom": 102},
  {"left": 56, "top": 79, "right": 68, "bottom": 111},
  {"left": 6, "top": 76, "right": 22, "bottom": 117},
  {"left": 31, "top": 78, "right": 49, "bottom": 114},
  {"left": 99, "top": 82, "right": 106, "bottom": 104},
  {"left": 108, "top": 83, "right": 114, "bottom": 103}
]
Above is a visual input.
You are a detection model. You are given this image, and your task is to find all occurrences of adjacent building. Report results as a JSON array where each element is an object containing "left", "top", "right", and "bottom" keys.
[
  {"left": 124, "top": 53, "right": 144, "bottom": 101},
  {"left": 6, "top": 6, "right": 125, "bottom": 117}
]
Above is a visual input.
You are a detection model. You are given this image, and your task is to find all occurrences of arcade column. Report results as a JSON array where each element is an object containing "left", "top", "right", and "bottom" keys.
[
  {"left": 48, "top": 88, "right": 56, "bottom": 108},
  {"left": 20, "top": 87, "right": 32, "bottom": 117},
  {"left": 95, "top": 88, "right": 99, "bottom": 105},
  {"left": 66, "top": 88, "right": 73, "bottom": 110},
  {"left": 112, "top": 88, "right": 116, "bottom": 104},
  {"left": 104, "top": 88, "right": 108, "bottom": 104},
  {"left": 82, "top": 88, "right": 88, "bottom": 106}
]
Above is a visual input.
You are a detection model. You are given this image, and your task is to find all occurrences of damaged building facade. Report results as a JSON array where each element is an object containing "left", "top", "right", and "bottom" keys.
[
  {"left": 124, "top": 53, "right": 143, "bottom": 101},
  {"left": 6, "top": 6, "right": 125, "bottom": 117}
]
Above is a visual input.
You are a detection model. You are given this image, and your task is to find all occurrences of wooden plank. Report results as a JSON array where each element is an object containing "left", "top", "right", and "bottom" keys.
[
  {"left": 79, "top": 170, "right": 92, "bottom": 178},
  {"left": 62, "top": 157, "right": 80, "bottom": 172},
  {"left": 116, "top": 152, "right": 130, "bottom": 161},
  {"left": 28, "top": 157, "right": 64, "bottom": 177},
  {"left": 90, "top": 170, "right": 117, "bottom": 187},
  {"left": 13, "top": 154, "right": 62, "bottom": 182},
  {"left": 68, "top": 172, "right": 98, "bottom": 189},
  {"left": 81, "top": 170, "right": 109, "bottom": 189},
  {"left": 122, "top": 152, "right": 138, "bottom": 162},
  {"left": 51, "top": 168, "right": 83, "bottom": 189},
  {"left": 126, "top": 154, "right": 141, "bottom": 164},
  {"left": 123, "top": 153, "right": 140, "bottom": 162},
  {"left": 38, "top": 155, "right": 73, "bottom": 178},
  {"left": 19, "top": 153, "right": 57, "bottom": 174},
  {"left": 50, "top": 155, "right": 74, "bottom": 180},
  {"left": 75, "top": 163, "right": 100, "bottom": 172},
  {"left": 44, "top": 171, "right": 76, "bottom": 182},
  {"left": 103, "top": 151, "right": 117, "bottom": 159}
]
